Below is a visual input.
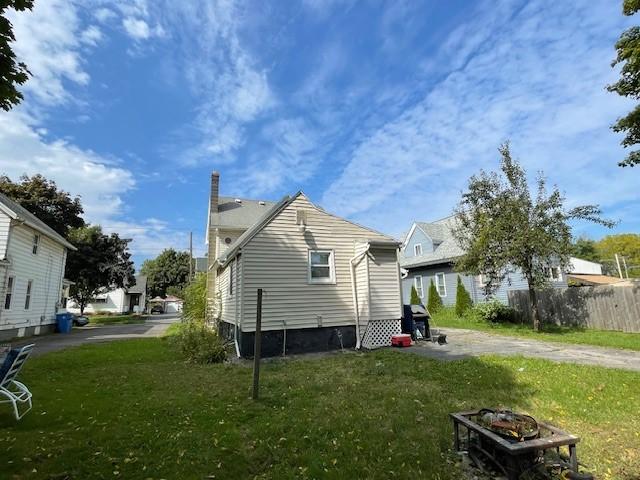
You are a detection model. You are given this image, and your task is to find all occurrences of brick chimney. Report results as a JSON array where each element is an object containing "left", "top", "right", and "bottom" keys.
[{"left": 210, "top": 171, "right": 220, "bottom": 214}]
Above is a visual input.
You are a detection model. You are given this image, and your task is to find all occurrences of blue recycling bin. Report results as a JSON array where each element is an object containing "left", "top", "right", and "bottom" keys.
[{"left": 56, "top": 312, "right": 73, "bottom": 334}]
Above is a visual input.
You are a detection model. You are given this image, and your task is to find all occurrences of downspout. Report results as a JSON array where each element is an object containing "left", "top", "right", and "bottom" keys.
[{"left": 349, "top": 243, "right": 371, "bottom": 350}]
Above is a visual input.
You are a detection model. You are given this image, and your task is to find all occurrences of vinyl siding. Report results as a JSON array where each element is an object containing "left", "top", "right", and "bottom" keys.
[
  {"left": 66, "top": 288, "right": 127, "bottom": 314},
  {"left": 217, "top": 258, "right": 236, "bottom": 325},
  {"left": 369, "top": 248, "right": 402, "bottom": 320},
  {"left": 239, "top": 195, "right": 400, "bottom": 332},
  {"left": 354, "top": 242, "right": 370, "bottom": 329},
  {"left": 403, "top": 226, "right": 433, "bottom": 258},
  {"left": 216, "top": 228, "right": 245, "bottom": 259},
  {"left": 0, "top": 210, "right": 10, "bottom": 259},
  {"left": 1, "top": 223, "right": 66, "bottom": 330}
]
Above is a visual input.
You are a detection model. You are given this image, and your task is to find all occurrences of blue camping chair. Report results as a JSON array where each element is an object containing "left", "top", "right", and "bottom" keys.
[{"left": 0, "top": 344, "right": 34, "bottom": 420}]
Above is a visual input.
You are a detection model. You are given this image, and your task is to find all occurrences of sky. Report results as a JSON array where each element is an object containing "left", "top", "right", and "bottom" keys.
[{"left": 1, "top": 0, "right": 639, "bottom": 269}]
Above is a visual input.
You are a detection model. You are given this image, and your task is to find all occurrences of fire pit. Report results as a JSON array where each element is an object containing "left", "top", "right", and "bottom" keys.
[{"left": 450, "top": 409, "right": 588, "bottom": 480}]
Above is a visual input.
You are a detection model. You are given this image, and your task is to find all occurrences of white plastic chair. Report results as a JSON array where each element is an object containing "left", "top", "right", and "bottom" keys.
[{"left": 0, "top": 344, "right": 34, "bottom": 420}]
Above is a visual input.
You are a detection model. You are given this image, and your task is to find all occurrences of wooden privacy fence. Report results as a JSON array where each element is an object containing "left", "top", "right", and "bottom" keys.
[{"left": 508, "top": 285, "right": 640, "bottom": 333}]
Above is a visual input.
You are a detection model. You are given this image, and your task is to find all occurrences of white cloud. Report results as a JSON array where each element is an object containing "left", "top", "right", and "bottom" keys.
[
  {"left": 122, "top": 17, "right": 151, "bottom": 39},
  {"left": 81, "top": 25, "right": 103, "bottom": 46},
  {"left": 94, "top": 7, "right": 117, "bottom": 23},
  {"left": 322, "top": 0, "right": 640, "bottom": 235}
]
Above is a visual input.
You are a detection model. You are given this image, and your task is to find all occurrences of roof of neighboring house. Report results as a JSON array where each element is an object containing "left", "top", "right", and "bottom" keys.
[
  {"left": 0, "top": 192, "right": 76, "bottom": 250},
  {"left": 210, "top": 196, "right": 277, "bottom": 229},
  {"left": 127, "top": 275, "right": 147, "bottom": 294},
  {"left": 567, "top": 274, "right": 626, "bottom": 286},
  {"left": 400, "top": 216, "right": 464, "bottom": 268},
  {"left": 163, "top": 295, "right": 183, "bottom": 302},
  {"left": 194, "top": 256, "right": 208, "bottom": 272}
]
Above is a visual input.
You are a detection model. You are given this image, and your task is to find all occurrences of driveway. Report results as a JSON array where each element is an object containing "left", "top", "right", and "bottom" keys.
[
  {"left": 11, "top": 314, "right": 179, "bottom": 357},
  {"left": 404, "top": 327, "right": 640, "bottom": 371}
]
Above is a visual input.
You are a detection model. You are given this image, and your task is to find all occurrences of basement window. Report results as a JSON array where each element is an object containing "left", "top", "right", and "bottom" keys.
[{"left": 309, "top": 250, "right": 335, "bottom": 284}]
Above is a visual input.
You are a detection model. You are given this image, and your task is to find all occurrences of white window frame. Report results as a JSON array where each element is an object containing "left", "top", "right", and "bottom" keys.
[
  {"left": 24, "top": 280, "right": 33, "bottom": 310},
  {"left": 308, "top": 250, "right": 336, "bottom": 284},
  {"left": 229, "top": 262, "right": 234, "bottom": 295},
  {"left": 32, "top": 234, "right": 40, "bottom": 255},
  {"left": 4, "top": 276, "right": 14, "bottom": 310},
  {"left": 547, "top": 266, "right": 562, "bottom": 282},
  {"left": 414, "top": 243, "right": 422, "bottom": 256},
  {"left": 435, "top": 272, "right": 447, "bottom": 297},
  {"left": 414, "top": 275, "right": 424, "bottom": 298}
]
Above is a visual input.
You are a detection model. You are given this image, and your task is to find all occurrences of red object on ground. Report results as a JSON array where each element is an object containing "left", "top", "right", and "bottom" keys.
[{"left": 391, "top": 334, "right": 412, "bottom": 347}]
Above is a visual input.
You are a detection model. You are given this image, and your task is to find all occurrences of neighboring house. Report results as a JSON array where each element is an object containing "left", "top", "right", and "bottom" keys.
[
  {"left": 400, "top": 216, "right": 602, "bottom": 306},
  {"left": 194, "top": 256, "right": 208, "bottom": 273},
  {"left": 205, "top": 172, "right": 403, "bottom": 357},
  {"left": 66, "top": 275, "right": 147, "bottom": 315},
  {"left": 149, "top": 295, "right": 183, "bottom": 313},
  {"left": 0, "top": 193, "right": 77, "bottom": 340}
]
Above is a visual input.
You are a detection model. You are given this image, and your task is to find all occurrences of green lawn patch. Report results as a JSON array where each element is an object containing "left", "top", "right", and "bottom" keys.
[
  {"left": 87, "top": 314, "right": 147, "bottom": 325},
  {"left": 1, "top": 340, "right": 639, "bottom": 479},
  {"left": 433, "top": 307, "right": 640, "bottom": 352}
]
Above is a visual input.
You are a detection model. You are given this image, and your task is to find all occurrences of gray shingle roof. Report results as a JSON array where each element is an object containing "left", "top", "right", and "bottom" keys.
[
  {"left": 0, "top": 192, "right": 76, "bottom": 250},
  {"left": 210, "top": 196, "right": 276, "bottom": 229},
  {"left": 400, "top": 216, "right": 464, "bottom": 268},
  {"left": 127, "top": 275, "right": 147, "bottom": 294}
]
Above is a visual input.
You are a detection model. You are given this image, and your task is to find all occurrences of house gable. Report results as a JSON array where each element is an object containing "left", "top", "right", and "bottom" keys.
[{"left": 403, "top": 223, "right": 435, "bottom": 258}]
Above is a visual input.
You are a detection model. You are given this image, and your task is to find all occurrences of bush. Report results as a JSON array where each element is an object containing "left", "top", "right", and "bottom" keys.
[
  {"left": 473, "top": 299, "right": 517, "bottom": 324},
  {"left": 454, "top": 276, "right": 473, "bottom": 317},
  {"left": 171, "top": 321, "right": 227, "bottom": 364},
  {"left": 410, "top": 285, "right": 422, "bottom": 305},
  {"left": 182, "top": 273, "right": 207, "bottom": 322},
  {"left": 427, "top": 279, "right": 443, "bottom": 313}
]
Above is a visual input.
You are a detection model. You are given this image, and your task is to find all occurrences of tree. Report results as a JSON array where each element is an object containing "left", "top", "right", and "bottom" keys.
[
  {"left": 596, "top": 233, "right": 640, "bottom": 278},
  {"left": 182, "top": 273, "right": 207, "bottom": 322},
  {"left": 452, "top": 143, "right": 614, "bottom": 331},
  {"left": 426, "top": 279, "right": 442, "bottom": 314},
  {"left": 140, "top": 248, "right": 191, "bottom": 298},
  {"left": 0, "top": 0, "right": 34, "bottom": 111},
  {"left": 570, "top": 237, "right": 601, "bottom": 263},
  {"left": 454, "top": 276, "right": 473, "bottom": 317},
  {"left": 608, "top": 0, "right": 640, "bottom": 166},
  {"left": 0, "top": 174, "right": 85, "bottom": 236},
  {"left": 409, "top": 285, "right": 422, "bottom": 305},
  {"left": 65, "top": 225, "right": 135, "bottom": 315}
]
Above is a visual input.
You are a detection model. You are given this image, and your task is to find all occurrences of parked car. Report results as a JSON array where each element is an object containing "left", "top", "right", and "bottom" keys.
[
  {"left": 150, "top": 305, "right": 164, "bottom": 314},
  {"left": 72, "top": 315, "right": 89, "bottom": 327}
]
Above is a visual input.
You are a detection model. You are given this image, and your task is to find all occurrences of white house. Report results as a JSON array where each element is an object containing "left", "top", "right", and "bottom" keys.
[
  {"left": 0, "top": 193, "right": 76, "bottom": 340},
  {"left": 205, "top": 172, "right": 403, "bottom": 357},
  {"left": 66, "top": 275, "right": 147, "bottom": 315}
]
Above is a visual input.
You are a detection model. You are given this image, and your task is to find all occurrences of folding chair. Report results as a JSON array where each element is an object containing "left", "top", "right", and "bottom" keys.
[{"left": 0, "top": 344, "right": 35, "bottom": 420}]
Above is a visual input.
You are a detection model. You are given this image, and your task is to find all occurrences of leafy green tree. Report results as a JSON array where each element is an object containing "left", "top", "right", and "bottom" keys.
[
  {"left": 427, "top": 279, "right": 442, "bottom": 313},
  {"left": 0, "top": 174, "right": 85, "bottom": 236},
  {"left": 65, "top": 225, "right": 135, "bottom": 315},
  {"left": 596, "top": 233, "right": 640, "bottom": 278},
  {"left": 454, "top": 276, "right": 473, "bottom": 317},
  {"left": 409, "top": 285, "right": 422, "bottom": 305},
  {"left": 452, "top": 143, "right": 614, "bottom": 331},
  {"left": 182, "top": 273, "right": 207, "bottom": 322},
  {"left": 608, "top": 0, "right": 640, "bottom": 166},
  {"left": 0, "top": 0, "right": 33, "bottom": 111},
  {"left": 570, "top": 237, "right": 601, "bottom": 263},
  {"left": 141, "top": 248, "right": 191, "bottom": 298},
  {"left": 166, "top": 285, "right": 184, "bottom": 298}
]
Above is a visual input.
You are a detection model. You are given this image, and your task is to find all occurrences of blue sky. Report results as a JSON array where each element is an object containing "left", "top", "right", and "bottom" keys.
[{"left": 1, "top": 0, "right": 639, "bottom": 268}]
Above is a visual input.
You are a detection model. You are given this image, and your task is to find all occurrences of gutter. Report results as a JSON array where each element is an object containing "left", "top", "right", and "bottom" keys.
[{"left": 349, "top": 243, "right": 372, "bottom": 350}]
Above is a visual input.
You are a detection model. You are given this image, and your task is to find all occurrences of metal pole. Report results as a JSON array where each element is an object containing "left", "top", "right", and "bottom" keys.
[
  {"left": 615, "top": 254, "right": 623, "bottom": 279},
  {"left": 252, "top": 288, "right": 263, "bottom": 400},
  {"left": 189, "top": 231, "right": 193, "bottom": 280},
  {"left": 622, "top": 256, "right": 629, "bottom": 279}
]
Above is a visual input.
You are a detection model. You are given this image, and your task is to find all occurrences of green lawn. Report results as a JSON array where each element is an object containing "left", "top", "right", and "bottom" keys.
[
  {"left": 432, "top": 307, "right": 640, "bottom": 352},
  {"left": 1, "top": 340, "right": 639, "bottom": 479},
  {"left": 88, "top": 314, "right": 147, "bottom": 325}
]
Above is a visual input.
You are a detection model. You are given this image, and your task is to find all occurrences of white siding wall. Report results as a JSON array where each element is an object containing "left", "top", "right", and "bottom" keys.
[
  {"left": 368, "top": 248, "right": 403, "bottom": 321},
  {"left": 569, "top": 257, "right": 602, "bottom": 275},
  {"left": 66, "top": 288, "right": 127, "bottom": 314},
  {"left": 216, "top": 229, "right": 244, "bottom": 259},
  {"left": 217, "top": 259, "right": 236, "bottom": 325},
  {"left": 0, "top": 210, "right": 10, "bottom": 259},
  {"left": 1, "top": 223, "right": 66, "bottom": 330},
  {"left": 239, "top": 195, "right": 401, "bottom": 332}
]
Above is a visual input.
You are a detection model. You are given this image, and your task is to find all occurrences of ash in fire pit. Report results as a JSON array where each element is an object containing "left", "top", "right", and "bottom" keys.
[{"left": 450, "top": 409, "right": 594, "bottom": 480}]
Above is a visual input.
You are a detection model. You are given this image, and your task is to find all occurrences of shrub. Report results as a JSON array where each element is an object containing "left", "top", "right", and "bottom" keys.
[
  {"left": 182, "top": 273, "right": 207, "bottom": 322},
  {"left": 172, "top": 321, "right": 227, "bottom": 364},
  {"left": 427, "top": 279, "right": 443, "bottom": 313},
  {"left": 473, "top": 299, "right": 517, "bottom": 324},
  {"left": 454, "top": 276, "right": 473, "bottom": 317},
  {"left": 410, "top": 285, "right": 422, "bottom": 305}
]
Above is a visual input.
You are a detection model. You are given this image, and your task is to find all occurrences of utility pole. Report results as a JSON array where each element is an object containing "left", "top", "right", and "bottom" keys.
[
  {"left": 615, "top": 253, "right": 623, "bottom": 279},
  {"left": 189, "top": 231, "right": 193, "bottom": 281}
]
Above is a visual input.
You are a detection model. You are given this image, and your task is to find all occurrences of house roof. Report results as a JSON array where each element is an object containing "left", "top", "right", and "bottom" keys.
[
  {"left": 567, "top": 274, "right": 626, "bottom": 286},
  {"left": 210, "top": 196, "right": 276, "bottom": 229},
  {"left": 0, "top": 192, "right": 77, "bottom": 250},
  {"left": 400, "top": 216, "right": 464, "bottom": 268},
  {"left": 127, "top": 275, "right": 147, "bottom": 294}
]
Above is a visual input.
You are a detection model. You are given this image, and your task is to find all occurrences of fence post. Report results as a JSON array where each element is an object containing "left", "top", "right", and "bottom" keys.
[{"left": 252, "top": 288, "right": 263, "bottom": 400}]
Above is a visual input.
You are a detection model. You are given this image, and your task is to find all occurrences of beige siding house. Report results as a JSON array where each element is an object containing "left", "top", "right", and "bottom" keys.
[
  {"left": 205, "top": 173, "right": 403, "bottom": 357},
  {"left": 0, "top": 193, "right": 76, "bottom": 340}
]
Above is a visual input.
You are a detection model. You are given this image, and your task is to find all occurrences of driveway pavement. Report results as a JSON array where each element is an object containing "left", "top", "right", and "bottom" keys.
[
  {"left": 404, "top": 327, "right": 640, "bottom": 371},
  {"left": 11, "top": 314, "right": 179, "bottom": 357}
]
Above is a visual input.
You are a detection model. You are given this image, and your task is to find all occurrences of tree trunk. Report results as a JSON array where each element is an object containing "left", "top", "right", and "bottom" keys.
[
  {"left": 79, "top": 300, "right": 85, "bottom": 316},
  {"left": 528, "top": 286, "right": 541, "bottom": 332}
]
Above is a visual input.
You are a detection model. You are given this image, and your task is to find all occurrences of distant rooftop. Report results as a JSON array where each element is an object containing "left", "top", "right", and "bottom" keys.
[{"left": 400, "top": 216, "right": 464, "bottom": 268}]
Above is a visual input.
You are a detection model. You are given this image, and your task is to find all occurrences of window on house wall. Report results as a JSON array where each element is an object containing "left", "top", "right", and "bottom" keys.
[
  {"left": 435, "top": 273, "right": 447, "bottom": 297},
  {"left": 546, "top": 266, "right": 562, "bottom": 281},
  {"left": 414, "top": 275, "right": 424, "bottom": 298},
  {"left": 229, "top": 262, "right": 234, "bottom": 295},
  {"left": 414, "top": 243, "right": 422, "bottom": 256},
  {"left": 309, "top": 250, "right": 335, "bottom": 283},
  {"left": 24, "top": 280, "right": 33, "bottom": 310},
  {"left": 93, "top": 297, "right": 107, "bottom": 304},
  {"left": 32, "top": 234, "right": 40, "bottom": 254},
  {"left": 4, "top": 276, "right": 14, "bottom": 309}
]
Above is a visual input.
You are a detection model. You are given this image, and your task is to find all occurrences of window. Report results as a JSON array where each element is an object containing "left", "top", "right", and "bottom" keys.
[
  {"left": 309, "top": 250, "right": 335, "bottom": 283},
  {"left": 4, "top": 276, "right": 14, "bottom": 310},
  {"left": 93, "top": 297, "right": 107, "bottom": 304},
  {"left": 229, "top": 262, "right": 234, "bottom": 295},
  {"left": 24, "top": 280, "right": 33, "bottom": 310},
  {"left": 414, "top": 276, "right": 424, "bottom": 298},
  {"left": 414, "top": 243, "right": 422, "bottom": 256},
  {"left": 435, "top": 272, "right": 447, "bottom": 297},
  {"left": 546, "top": 266, "right": 562, "bottom": 281},
  {"left": 32, "top": 234, "right": 40, "bottom": 254}
]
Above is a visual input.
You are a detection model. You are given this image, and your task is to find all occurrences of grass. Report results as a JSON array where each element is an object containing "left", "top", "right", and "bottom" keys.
[
  {"left": 88, "top": 314, "right": 147, "bottom": 325},
  {"left": 1, "top": 339, "right": 639, "bottom": 479},
  {"left": 432, "top": 307, "right": 640, "bottom": 352}
]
